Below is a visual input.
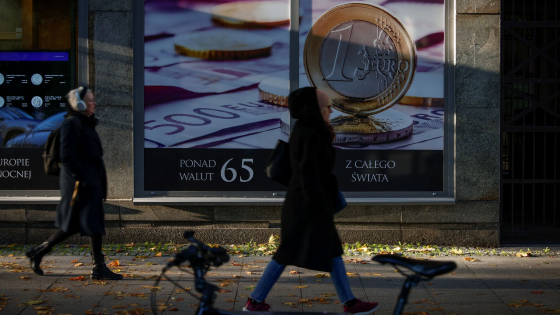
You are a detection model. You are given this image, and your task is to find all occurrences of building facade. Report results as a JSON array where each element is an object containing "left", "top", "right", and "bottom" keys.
[{"left": 0, "top": 0, "right": 557, "bottom": 246}]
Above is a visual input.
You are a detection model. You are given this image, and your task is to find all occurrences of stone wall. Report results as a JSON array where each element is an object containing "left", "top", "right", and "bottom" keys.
[{"left": 0, "top": 0, "right": 502, "bottom": 247}]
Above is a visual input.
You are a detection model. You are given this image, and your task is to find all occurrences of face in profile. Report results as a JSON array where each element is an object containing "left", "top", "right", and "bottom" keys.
[
  {"left": 316, "top": 89, "right": 333, "bottom": 122},
  {"left": 83, "top": 91, "right": 96, "bottom": 116}
]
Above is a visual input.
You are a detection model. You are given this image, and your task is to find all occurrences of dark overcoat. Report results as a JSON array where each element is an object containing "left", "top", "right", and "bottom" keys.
[
  {"left": 55, "top": 110, "right": 107, "bottom": 236},
  {"left": 273, "top": 87, "right": 343, "bottom": 272}
]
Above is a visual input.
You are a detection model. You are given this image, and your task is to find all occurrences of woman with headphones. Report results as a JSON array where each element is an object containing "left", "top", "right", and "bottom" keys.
[{"left": 25, "top": 86, "right": 122, "bottom": 280}]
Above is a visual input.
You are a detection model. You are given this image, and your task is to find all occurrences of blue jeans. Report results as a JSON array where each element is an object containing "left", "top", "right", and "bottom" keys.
[{"left": 250, "top": 256, "right": 355, "bottom": 303}]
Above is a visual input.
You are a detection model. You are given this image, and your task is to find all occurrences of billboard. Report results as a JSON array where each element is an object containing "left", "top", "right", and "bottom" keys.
[
  {"left": 0, "top": 52, "right": 71, "bottom": 191},
  {"left": 299, "top": 0, "right": 445, "bottom": 192},
  {"left": 137, "top": 0, "right": 451, "bottom": 199}
]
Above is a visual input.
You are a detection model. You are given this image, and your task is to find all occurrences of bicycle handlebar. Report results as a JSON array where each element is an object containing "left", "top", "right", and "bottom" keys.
[{"left": 166, "top": 231, "right": 229, "bottom": 269}]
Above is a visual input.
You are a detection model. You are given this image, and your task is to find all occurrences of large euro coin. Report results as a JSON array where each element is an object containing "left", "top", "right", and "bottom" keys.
[
  {"left": 174, "top": 29, "right": 272, "bottom": 60},
  {"left": 211, "top": 1, "right": 289, "bottom": 29},
  {"left": 304, "top": 3, "right": 417, "bottom": 116}
]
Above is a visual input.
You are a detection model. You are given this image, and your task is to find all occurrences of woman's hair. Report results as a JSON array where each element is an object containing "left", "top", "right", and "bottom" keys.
[{"left": 66, "top": 87, "right": 86, "bottom": 111}]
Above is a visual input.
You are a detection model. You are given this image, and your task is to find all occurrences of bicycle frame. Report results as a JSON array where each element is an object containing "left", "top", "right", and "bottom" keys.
[{"left": 151, "top": 233, "right": 455, "bottom": 315}]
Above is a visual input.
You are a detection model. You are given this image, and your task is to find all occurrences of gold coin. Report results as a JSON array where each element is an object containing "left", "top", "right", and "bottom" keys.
[
  {"left": 399, "top": 72, "right": 444, "bottom": 107},
  {"left": 211, "top": 1, "right": 290, "bottom": 29},
  {"left": 174, "top": 29, "right": 272, "bottom": 60},
  {"left": 258, "top": 77, "right": 289, "bottom": 106},
  {"left": 304, "top": 3, "right": 417, "bottom": 116}
]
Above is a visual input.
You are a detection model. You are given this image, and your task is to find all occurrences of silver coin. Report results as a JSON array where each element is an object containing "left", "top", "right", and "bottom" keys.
[
  {"left": 320, "top": 20, "right": 399, "bottom": 99},
  {"left": 31, "top": 73, "right": 43, "bottom": 85},
  {"left": 0, "top": 73, "right": 4, "bottom": 85},
  {"left": 31, "top": 96, "right": 43, "bottom": 108},
  {"left": 0, "top": 96, "right": 4, "bottom": 108}
]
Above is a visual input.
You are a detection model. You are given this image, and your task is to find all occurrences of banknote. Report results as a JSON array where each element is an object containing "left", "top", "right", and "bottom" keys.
[{"left": 144, "top": 89, "right": 288, "bottom": 148}]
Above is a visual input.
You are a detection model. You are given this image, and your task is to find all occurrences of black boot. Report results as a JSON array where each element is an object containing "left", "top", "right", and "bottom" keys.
[
  {"left": 91, "top": 255, "right": 123, "bottom": 280},
  {"left": 25, "top": 242, "right": 51, "bottom": 276}
]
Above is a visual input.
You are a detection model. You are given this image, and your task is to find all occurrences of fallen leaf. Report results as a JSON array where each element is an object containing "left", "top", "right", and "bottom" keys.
[
  {"left": 531, "top": 291, "right": 544, "bottom": 294},
  {"left": 289, "top": 270, "right": 300, "bottom": 274},
  {"left": 465, "top": 257, "right": 478, "bottom": 262},
  {"left": 225, "top": 299, "right": 237, "bottom": 302},
  {"left": 450, "top": 249, "right": 464, "bottom": 255},
  {"left": 406, "top": 248, "right": 435, "bottom": 252},
  {"left": 69, "top": 276, "right": 86, "bottom": 281},
  {"left": 108, "top": 260, "right": 120, "bottom": 267},
  {"left": 295, "top": 285, "right": 308, "bottom": 289},
  {"left": 19, "top": 276, "right": 30, "bottom": 280},
  {"left": 71, "top": 260, "right": 79, "bottom": 263},
  {"left": 154, "top": 252, "right": 163, "bottom": 257},
  {"left": 516, "top": 252, "right": 533, "bottom": 258},
  {"left": 284, "top": 302, "right": 297, "bottom": 306},
  {"left": 113, "top": 305, "right": 127, "bottom": 309},
  {"left": 168, "top": 308, "right": 179, "bottom": 311},
  {"left": 314, "top": 273, "right": 329, "bottom": 278}
]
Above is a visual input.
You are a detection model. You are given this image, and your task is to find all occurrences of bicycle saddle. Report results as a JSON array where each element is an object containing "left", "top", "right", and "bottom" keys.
[{"left": 372, "top": 254, "right": 456, "bottom": 278}]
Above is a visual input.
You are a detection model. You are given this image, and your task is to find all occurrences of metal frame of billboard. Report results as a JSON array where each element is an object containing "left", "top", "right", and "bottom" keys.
[
  {"left": 0, "top": 0, "right": 88, "bottom": 203},
  {"left": 133, "top": 0, "right": 456, "bottom": 205}
]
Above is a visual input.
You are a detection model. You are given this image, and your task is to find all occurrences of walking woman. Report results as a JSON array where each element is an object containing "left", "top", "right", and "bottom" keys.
[
  {"left": 244, "top": 87, "right": 378, "bottom": 314},
  {"left": 25, "top": 87, "right": 122, "bottom": 280}
]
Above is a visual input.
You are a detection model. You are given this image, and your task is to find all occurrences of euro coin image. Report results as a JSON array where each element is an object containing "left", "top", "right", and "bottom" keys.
[
  {"left": 399, "top": 72, "right": 444, "bottom": 107},
  {"left": 304, "top": 3, "right": 417, "bottom": 116},
  {"left": 211, "top": 1, "right": 289, "bottom": 29},
  {"left": 258, "top": 77, "right": 289, "bottom": 106},
  {"left": 174, "top": 29, "right": 273, "bottom": 60}
]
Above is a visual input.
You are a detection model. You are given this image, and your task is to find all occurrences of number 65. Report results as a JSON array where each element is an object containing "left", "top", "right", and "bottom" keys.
[{"left": 221, "top": 159, "right": 254, "bottom": 183}]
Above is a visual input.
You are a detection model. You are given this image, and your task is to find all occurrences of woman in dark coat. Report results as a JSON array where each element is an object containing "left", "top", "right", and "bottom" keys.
[
  {"left": 25, "top": 87, "right": 122, "bottom": 280},
  {"left": 244, "top": 87, "right": 378, "bottom": 314}
]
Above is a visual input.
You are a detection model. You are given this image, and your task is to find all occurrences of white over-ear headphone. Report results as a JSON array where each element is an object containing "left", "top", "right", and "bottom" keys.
[{"left": 74, "top": 87, "right": 88, "bottom": 111}]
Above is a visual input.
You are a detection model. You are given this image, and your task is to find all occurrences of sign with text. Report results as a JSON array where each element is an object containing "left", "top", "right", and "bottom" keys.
[
  {"left": 141, "top": 0, "right": 447, "bottom": 196},
  {"left": 0, "top": 51, "right": 70, "bottom": 191}
]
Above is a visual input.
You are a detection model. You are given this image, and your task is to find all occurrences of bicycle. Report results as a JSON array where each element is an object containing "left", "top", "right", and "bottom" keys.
[{"left": 151, "top": 231, "right": 457, "bottom": 315}]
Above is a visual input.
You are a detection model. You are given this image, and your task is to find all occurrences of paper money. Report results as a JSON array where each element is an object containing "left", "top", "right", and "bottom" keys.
[{"left": 144, "top": 89, "right": 288, "bottom": 148}]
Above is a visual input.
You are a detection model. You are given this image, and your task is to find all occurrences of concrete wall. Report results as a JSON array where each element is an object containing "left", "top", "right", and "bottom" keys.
[{"left": 0, "top": 0, "right": 502, "bottom": 247}]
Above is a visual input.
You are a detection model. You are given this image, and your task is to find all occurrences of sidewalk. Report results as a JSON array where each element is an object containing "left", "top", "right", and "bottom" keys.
[{"left": 1, "top": 249, "right": 560, "bottom": 315}]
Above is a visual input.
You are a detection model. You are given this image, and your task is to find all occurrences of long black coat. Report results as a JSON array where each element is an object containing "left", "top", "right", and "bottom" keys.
[
  {"left": 273, "top": 87, "right": 343, "bottom": 272},
  {"left": 55, "top": 111, "right": 107, "bottom": 236}
]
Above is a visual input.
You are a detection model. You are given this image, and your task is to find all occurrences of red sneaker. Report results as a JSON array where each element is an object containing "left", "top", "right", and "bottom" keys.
[
  {"left": 343, "top": 299, "right": 379, "bottom": 315},
  {"left": 243, "top": 298, "right": 272, "bottom": 312}
]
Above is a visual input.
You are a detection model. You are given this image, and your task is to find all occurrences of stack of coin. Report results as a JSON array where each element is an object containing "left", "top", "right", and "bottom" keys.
[
  {"left": 174, "top": 29, "right": 273, "bottom": 60},
  {"left": 330, "top": 110, "right": 413, "bottom": 144},
  {"left": 211, "top": 1, "right": 290, "bottom": 29},
  {"left": 258, "top": 77, "right": 289, "bottom": 106},
  {"left": 399, "top": 72, "right": 444, "bottom": 107}
]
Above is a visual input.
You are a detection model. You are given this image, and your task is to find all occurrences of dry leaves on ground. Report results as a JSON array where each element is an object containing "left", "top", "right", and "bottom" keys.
[{"left": 69, "top": 276, "right": 86, "bottom": 281}]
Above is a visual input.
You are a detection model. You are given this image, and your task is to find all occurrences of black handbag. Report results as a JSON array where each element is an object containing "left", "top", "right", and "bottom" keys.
[{"left": 265, "top": 140, "right": 291, "bottom": 186}]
